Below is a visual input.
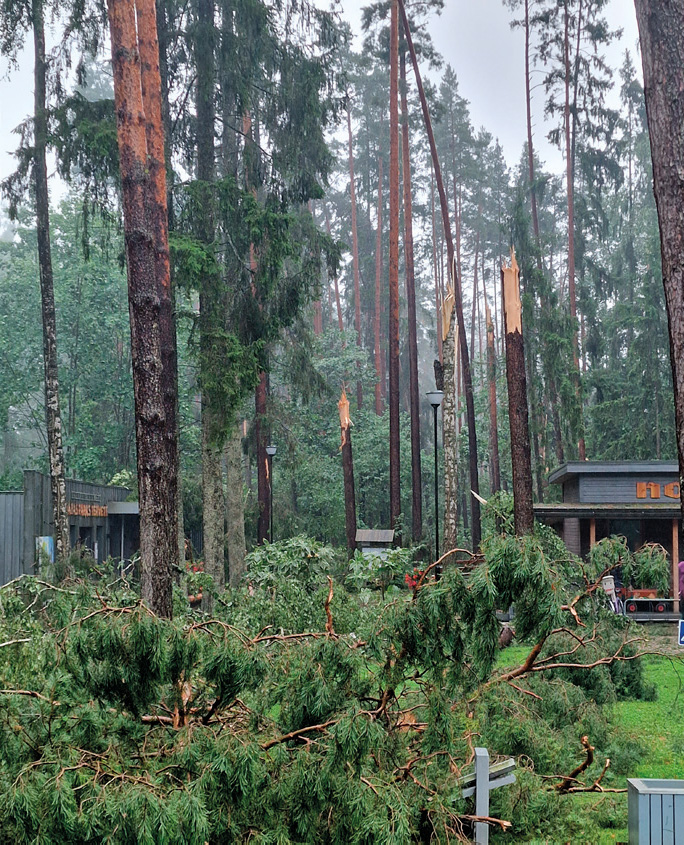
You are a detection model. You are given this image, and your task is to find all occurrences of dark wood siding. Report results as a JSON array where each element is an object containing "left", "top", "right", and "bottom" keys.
[
  {"left": 579, "top": 473, "right": 679, "bottom": 504},
  {"left": 0, "top": 493, "right": 24, "bottom": 584}
]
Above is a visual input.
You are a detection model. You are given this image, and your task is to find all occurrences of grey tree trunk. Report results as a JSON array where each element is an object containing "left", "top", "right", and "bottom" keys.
[
  {"left": 442, "top": 307, "right": 459, "bottom": 552},
  {"left": 225, "top": 425, "right": 246, "bottom": 587},
  {"left": 33, "top": 0, "right": 70, "bottom": 563}
]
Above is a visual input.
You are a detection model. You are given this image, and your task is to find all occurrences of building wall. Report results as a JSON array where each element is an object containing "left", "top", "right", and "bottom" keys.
[
  {"left": 578, "top": 473, "right": 679, "bottom": 504},
  {"left": 0, "top": 492, "right": 24, "bottom": 584}
]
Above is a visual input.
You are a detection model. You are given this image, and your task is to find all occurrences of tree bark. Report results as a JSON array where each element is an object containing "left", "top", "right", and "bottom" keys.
[
  {"left": 389, "top": 0, "right": 401, "bottom": 530},
  {"left": 431, "top": 167, "right": 443, "bottom": 365},
  {"left": 442, "top": 304, "right": 459, "bottom": 551},
  {"left": 339, "top": 390, "right": 357, "bottom": 555},
  {"left": 502, "top": 252, "right": 534, "bottom": 535},
  {"left": 400, "top": 48, "right": 422, "bottom": 543},
  {"left": 347, "top": 103, "right": 363, "bottom": 411},
  {"left": 225, "top": 424, "right": 246, "bottom": 586},
  {"left": 374, "top": 157, "right": 384, "bottom": 416},
  {"left": 255, "top": 371, "right": 270, "bottom": 544},
  {"left": 524, "top": 0, "right": 541, "bottom": 251},
  {"left": 634, "top": 0, "right": 684, "bottom": 530},
  {"left": 486, "top": 302, "right": 500, "bottom": 494},
  {"left": 32, "top": 0, "right": 70, "bottom": 564},
  {"left": 194, "top": 0, "right": 224, "bottom": 607},
  {"left": 108, "top": 0, "right": 178, "bottom": 616},
  {"left": 398, "top": 0, "right": 481, "bottom": 548}
]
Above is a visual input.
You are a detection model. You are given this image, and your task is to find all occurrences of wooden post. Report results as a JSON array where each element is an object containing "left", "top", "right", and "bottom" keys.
[
  {"left": 589, "top": 518, "right": 596, "bottom": 549},
  {"left": 475, "top": 747, "right": 490, "bottom": 845},
  {"left": 672, "top": 518, "right": 679, "bottom": 615},
  {"left": 502, "top": 249, "right": 534, "bottom": 535},
  {"left": 339, "top": 390, "right": 357, "bottom": 556}
]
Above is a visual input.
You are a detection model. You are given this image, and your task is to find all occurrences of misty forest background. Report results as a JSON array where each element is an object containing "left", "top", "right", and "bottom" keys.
[{"left": 0, "top": 0, "right": 669, "bottom": 559}]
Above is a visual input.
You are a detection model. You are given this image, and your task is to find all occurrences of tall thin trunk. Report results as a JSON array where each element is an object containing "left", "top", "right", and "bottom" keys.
[
  {"left": 108, "top": 0, "right": 178, "bottom": 615},
  {"left": 400, "top": 48, "right": 422, "bottom": 542},
  {"left": 486, "top": 302, "right": 500, "bottom": 494},
  {"left": 374, "top": 158, "right": 384, "bottom": 415},
  {"left": 399, "top": 0, "right": 480, "bottom": 548},
  {"left": 502, "top": 252, "right": 534, "bottom": 534},
  {"left": 33, "top": 0, "right": 69, "bottom": 563},
  {"left": 563, "top": 0, "right": 586, "bottom": 460},
  {"left": 524, "top": 0, "right": 542, "bottom": 250},
  {"left": 347, "top": 103, "right": 363, "bottom": 411},
  {"left": 325, "top": 208, "right": 344, "bottom": 333},
  {"left": 388, "top": 0, "right": 401, "bottom": 529},
  {"left": 471, "top": 231, "right": 480, "bottom": 361},
  {"left": 431, "top": 167, "right": 443, "bottom": 364},
  {"left": 339, "top": 390, "right": 357, "bottom": 554},
  {"left": 255, "top": 371, "right": 270, "bottom": 543},
  {"left": 226, "top": 424, "right": 246, "bottom": 586},
  {"left": 195, "top": 0, "right": 224, "bottom": 604},
  {"left": 442, "top": 305, "right": 459, "bottom": 550}
]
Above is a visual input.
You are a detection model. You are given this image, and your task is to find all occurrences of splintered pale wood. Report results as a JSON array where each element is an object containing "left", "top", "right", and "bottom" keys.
[{"left": 338, "top": 390, "right": 357, "bottom": 553}]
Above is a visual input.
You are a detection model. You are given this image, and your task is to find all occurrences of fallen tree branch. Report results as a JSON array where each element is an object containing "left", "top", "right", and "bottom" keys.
[
  {"left": 325, "top": 576, "right": 335, "bottom": 636},
  {"left": 260, "top": 719, "right": 337, "bottom": 750},
  {"left": 555, "top": 735, "right": 593, "bottom": 793},
  {"left": 0, "top": 638, "right": 30, "bottom": 648},
  {"left": 459, "top": 814, "right": 511, "bottom": 832}
]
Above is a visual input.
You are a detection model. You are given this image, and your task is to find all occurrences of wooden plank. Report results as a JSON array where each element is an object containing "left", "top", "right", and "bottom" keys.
[
  {"left": 651, "top": 793, "right": 663, "bottom": 845},
  {"left": 674, "top": 794, "right": 684, "bottom": 843},
  {"left": 662, "top": 792, "right": 674, "bottom": 845}
]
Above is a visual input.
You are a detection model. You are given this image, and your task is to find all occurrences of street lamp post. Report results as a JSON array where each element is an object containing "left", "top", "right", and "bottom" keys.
[
  {"left": 266, "top": 444, "right": 277, "bottom": 543},
  {"left": 426, "top": 391, "right": 444, "bottom": 576}
]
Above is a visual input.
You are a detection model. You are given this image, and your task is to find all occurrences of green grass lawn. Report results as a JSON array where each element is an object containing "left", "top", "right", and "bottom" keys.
[{"left": 501, "top": 631, "right": 684, "bottom": 844}]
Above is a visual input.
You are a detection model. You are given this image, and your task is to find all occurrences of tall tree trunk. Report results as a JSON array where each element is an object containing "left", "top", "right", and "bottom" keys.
[
  {"left": 563, "top": 0, "right": 587, "bottom": 461},
  {"left": 347, "top": 103, "right": 363, "bottom": 411},
  {"left": 33, "top": 0, "right": 70, "bottom": 564},
  {"left": 108, "top": 0, "right": 178, "bottom": 616},
  {"left": 399, "top": 0, "right": 481, "bottom": 548},
  {"left": 339, "top": 390, "right": 357, "bottom": 554},
  {"left": 255, "top": 372, "right": 270, "bottom": 543},
  {"left": 442, "top": 304, "right": 459, "bottom": 551},
  {"left": 524, "top": 0, "right": 542, "bottom": 250},
  {"left": 374, "top": 157, "right": 384, "bottom": 415},
  {"left": 431, "top": 167, "right": 443, "bottom": 365},
  {"left": 634, "top": 0, "right": 684, "bottom": 555},
  {"left": 502, "top": 252, "right": 534, "bottom": 535},
  {"left": 400, "top": 48, "right": 422, "bottom": 542},
  {"left": 388, "top": 0, "right": 401, "bottom": 530},
  {"left": 154, "top": 0, "right": 184, "bottom": 577},
  {"left": 225, "top": 424, "right": 246, "bottom": 586},
  {"left": 325, "top": 208, "right": 345, "bottom": 333},
  {"left": 195, "top": 0, "right": 224, "bottom": 605},
  {"left": 486, "top": 302, "right": 500, "bottom": 494}
]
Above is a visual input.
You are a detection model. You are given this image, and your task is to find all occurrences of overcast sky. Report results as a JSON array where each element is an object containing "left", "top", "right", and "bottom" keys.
[{"left": 0, "top": 0, "right": 640, "bottom": 190}]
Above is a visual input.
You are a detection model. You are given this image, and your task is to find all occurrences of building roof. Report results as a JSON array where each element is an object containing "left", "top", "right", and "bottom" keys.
[
  {"left": 355, "top": 529, "right": 394, "bottom": 544},
  {"left": 534, "top": 502, "right": 681, "bottom": 521},
  {"left": 548, "top": 461, "right": 679, "bottom": 486}
]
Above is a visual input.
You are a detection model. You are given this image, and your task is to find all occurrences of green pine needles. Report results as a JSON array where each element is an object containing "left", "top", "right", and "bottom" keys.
[{"left": 0, "top": 517, "right": 669, "bottom": 843}]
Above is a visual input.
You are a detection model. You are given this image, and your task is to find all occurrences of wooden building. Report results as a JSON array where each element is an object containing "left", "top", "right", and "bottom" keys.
[
  {"left": 534, "top": 461, "right": 681, "bottom": 613},
  {"left": 0, "top": 470, "right": 140, "bottom": 585}
]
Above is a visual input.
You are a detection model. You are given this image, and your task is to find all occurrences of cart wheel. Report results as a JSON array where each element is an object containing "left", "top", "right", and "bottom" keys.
[
  {"left": 626, "top": 602, "right": 637, "bottom": 613},
  {"left": 655, "top": 602, "right": 666, "bottom": 613}
]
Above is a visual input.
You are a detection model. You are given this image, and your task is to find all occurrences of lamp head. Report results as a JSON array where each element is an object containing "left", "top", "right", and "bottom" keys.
[
  {"left": 425, "top": 390, "right": 444, "bottom": 409},
  {"left": 265, "top": 444, "right": 277, "bottom": 457}
]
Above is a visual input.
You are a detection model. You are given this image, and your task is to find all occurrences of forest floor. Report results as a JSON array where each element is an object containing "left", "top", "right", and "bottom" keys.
[{"left": 497, "top": 623, "right": 684, "bottom": 844}]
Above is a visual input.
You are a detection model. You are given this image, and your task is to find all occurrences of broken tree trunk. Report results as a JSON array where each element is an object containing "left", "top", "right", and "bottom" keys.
[
  {"left": 442, "top": 292, "right": 459, "bottom": 553},
  {"left": 502, "top": 250, "right": 534, "bottom": 535},
  {"left": 339, "top": 390, "right": 357, "bottom": 555}
]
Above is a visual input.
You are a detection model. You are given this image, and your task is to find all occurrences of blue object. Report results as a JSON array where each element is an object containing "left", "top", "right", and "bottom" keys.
[{"left": 679, "top": 620, "right": 684, "bottom": 647}]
